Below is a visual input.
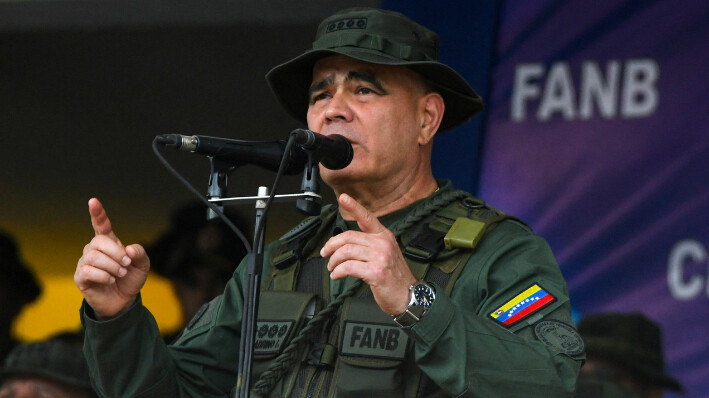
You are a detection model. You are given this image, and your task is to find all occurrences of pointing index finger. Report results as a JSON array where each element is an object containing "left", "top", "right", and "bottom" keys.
[
  {"left": 338, "top": 193, "right": 384, "bottom": 234},
  {"left": 88, "top": 198, "right": 121, "bottom": 245}
]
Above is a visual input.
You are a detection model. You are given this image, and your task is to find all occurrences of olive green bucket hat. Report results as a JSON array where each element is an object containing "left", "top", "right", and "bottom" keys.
[{"left": 266, "top": 7, "right": 484, "bottom": 132}]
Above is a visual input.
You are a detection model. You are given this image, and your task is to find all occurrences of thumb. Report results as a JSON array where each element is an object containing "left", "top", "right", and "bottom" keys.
[{"left": 125, "top": 244, "right": 151, "bottom": 272}]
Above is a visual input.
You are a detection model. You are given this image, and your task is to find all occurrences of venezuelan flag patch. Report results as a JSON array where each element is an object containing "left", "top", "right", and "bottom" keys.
[{"left": 489, "top": 283, "right": 556, "bottom": 327}]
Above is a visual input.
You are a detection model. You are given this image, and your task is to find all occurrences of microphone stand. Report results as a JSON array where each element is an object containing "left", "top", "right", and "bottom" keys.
[
  {"left": 153, "top": 134, "right": 336, "bottom": 397},
  {"left": 211, "top": 158, "right": 320, "bottom": 398},
  {"left": 235, "top": 186, "right": 267, "bottom": 398}
]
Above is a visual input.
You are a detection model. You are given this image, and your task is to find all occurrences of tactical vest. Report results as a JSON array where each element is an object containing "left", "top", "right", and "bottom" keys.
[{"left": 249, "top": 191, "right": 519, "bottom": 398}]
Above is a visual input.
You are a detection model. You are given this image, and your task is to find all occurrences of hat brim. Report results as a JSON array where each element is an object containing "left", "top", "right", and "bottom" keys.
[
  {"left": 0, "top": 367, "right": 94, "bottom": 390},
  {"left": 266, "top": 47, "right": 483, "bottom": 132}
]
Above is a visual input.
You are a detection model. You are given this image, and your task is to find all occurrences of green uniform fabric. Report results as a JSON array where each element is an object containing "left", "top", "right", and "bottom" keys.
[
  {"left": 81, "top": 180, "right": 583, "bottom": 397},
  {"left": 573, "top": 379, "right": 641, "bottom": 398}
]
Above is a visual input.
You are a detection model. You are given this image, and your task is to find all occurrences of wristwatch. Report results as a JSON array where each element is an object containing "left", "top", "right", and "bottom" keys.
[{"left": 393, "top": 281, "right": 436, "bottom": 327}]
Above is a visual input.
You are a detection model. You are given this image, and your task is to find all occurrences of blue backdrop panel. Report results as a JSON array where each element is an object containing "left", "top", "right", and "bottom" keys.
[
  {"left": 479, "top": 1, "right": 709, "bottom": 396},
  {"left": 382, "top": 1, "right": 500, "bottom": 193}
]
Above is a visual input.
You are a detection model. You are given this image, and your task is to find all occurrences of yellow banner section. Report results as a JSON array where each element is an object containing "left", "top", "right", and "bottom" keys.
[{"left": 13, "top": 272, "right": 181, "bottom": 342}]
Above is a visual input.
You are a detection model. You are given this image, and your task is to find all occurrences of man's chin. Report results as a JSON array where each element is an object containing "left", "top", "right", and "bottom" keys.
[{"left": 320, "top": 167, "right": 359, "bottom": 190}]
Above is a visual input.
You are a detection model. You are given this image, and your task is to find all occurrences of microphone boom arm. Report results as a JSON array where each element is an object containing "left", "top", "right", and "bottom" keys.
[{"left": 207, "top": 191, "right": 321, "bottom": 204}]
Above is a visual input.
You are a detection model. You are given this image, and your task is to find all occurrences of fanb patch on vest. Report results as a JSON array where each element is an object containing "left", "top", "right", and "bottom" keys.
[
  {"left": 489, "top": 283, "right": 557, "bottom": 328},
  {"left": 340, "top": 321, "right": 408, "bottom": 360},
  {"left": 254, "top": 320, "right": 295, "bottom": 355}
]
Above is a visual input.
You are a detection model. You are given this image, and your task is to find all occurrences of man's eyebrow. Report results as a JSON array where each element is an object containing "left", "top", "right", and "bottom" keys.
[
  {"left": 308, "top": 75, "right": 334, "bottom": 97},
  {"left": 308, "top": 70, "right": 389, "bottom": 97},
  {"left": 346, "top": 70, "right": 388, "bottom": 94}
]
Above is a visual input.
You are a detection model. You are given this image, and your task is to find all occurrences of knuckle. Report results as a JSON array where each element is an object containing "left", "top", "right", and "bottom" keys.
[
  {"left": 373, "top": 252, "right": 389, "bottom": 265},
  {"left": 382, "top": 229, "right": 395, "bottom": 240},
  {"left": 340, "top": 230, "right": 356, "bottom": 240},
  {"left": 383, "top": 239, "right": 398, "bottom": 252},
  {"left": 370, "top": 265, "right": 386, "bottom": 280},
  {"left": 341, "top": 244, "right": 354, "bottom": 257},
  {"left": 79, "top": 265, "right": 93, "bottom": 279},
  {"left": 339, "top": 260, "right": 353, "bottom": 274},
  {"left": 83, "top": 250, "right": 100, "bottom": 265},
  {"left": 362, "top": 212, "right": 373, "bottom": 224}
]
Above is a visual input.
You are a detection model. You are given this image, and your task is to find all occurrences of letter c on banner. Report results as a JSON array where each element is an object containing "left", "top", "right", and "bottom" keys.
[{"left": 668, "top": 239, "right": 707, "bottom": 300}]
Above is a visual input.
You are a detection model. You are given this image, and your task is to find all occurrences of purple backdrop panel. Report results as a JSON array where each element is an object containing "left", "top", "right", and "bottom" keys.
[{"left": 479, "top": 1, "right": 709, "bottom": 396}]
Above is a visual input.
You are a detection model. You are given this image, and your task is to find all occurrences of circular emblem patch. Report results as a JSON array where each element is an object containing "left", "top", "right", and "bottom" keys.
[{"left": 533, "top": 320, "right": 585, "bottom": 356}]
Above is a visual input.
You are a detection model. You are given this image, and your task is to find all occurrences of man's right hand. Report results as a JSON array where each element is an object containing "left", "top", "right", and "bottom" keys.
[{"left": 74, "top": 198, "right": 150, "bottom": 318}]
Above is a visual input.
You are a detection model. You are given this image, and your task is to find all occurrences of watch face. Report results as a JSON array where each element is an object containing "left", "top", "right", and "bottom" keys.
[{"left": 414, "top": 283, "right": 435, "bottom": 309}]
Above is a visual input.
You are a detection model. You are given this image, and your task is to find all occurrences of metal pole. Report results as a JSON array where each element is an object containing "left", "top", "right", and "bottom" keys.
[{"left": 234, "top": 186, "right": 267, "bottom": 398}]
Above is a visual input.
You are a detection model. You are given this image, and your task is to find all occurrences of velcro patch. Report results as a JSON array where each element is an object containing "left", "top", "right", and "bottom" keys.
[
  {"left": 340, "top": 321, "right": 408, "bottom": 360},
  {"left": 326, "top": 18, "right": 368, "bottom": 33},
  {"left": 489, "top": 283, "right": 556, "bottom": 328},
  {"left": 254, "top": 320, "right": 294, "bottom": 355},
  {"left": 533, "top": 320, "right": 585, "bottom": 356}
]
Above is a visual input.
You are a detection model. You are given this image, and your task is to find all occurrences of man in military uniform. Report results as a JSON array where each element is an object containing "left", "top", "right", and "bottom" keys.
[{"left": 74, "top": 8, "right": 584, "bottom": 397}]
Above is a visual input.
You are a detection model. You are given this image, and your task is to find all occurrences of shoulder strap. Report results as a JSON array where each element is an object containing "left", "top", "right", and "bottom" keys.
[
  {"left": 402, "top": 194, "right": 525, "bottom": 294},
  {"left": 264, "top": 205, "right": 338, "bottom": 292},
  {"left": 270, "top": 204, "right": 338, "bottom": 270},
  {"left": 402, "top": 194, "right": 522, "bottom": 263}
]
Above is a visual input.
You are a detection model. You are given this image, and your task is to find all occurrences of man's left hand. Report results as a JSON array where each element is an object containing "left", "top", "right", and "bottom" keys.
[{"left": 320, "top": 193, "right": 417, "bottom": 316}]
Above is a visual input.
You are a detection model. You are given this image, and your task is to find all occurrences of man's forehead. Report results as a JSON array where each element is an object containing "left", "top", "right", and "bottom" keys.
[
  {"left": 312, "top": 55, "right": 383, "bottom": 79},
  {"left": 309, "top": 55, "right": 420, "bottom": 90}
]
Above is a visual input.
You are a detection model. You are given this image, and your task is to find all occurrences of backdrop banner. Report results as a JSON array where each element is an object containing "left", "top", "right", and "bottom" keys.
[{"left": 478, "top": 1, "right": 709, "bottom": 396}]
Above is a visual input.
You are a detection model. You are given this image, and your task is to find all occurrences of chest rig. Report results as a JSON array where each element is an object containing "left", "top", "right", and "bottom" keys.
[{"left": 249, "top": 190, "right": 518, "bottom": 398}]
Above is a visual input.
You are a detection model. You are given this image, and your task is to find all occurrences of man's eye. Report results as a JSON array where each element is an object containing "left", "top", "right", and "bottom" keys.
[
  {"left": 310, "top": 92, "right": 329, "bottom": 103},
  {"left": 356, "top": 87, "right": 374, "bottom": 95}
]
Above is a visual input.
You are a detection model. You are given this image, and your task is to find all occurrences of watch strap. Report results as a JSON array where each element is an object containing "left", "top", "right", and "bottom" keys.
[{"left": 393, "top": 281, "right": 434, "bottom": 327}]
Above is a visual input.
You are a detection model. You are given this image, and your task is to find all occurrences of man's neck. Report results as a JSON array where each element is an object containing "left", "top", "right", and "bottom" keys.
[{"left": 334, "top": 173, "right": 438, "bottom": 220}]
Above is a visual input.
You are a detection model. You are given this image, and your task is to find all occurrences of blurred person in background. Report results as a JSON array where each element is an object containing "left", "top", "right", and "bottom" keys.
[
  {"left": 0, "top": 231, "right": 41, "bottom": 362},
  {"left": 0, "top": 337, "right": 97, "bottom": 398},
  {"left": 145, "top": 202, "right": 248, "bottom": 341},
  {"left": 575, "top": 312, "right": 684, "bottom": 398}
]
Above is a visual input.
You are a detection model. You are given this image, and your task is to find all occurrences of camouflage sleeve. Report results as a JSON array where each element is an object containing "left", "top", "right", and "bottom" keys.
[{"left": 406, "top": 220, "right": 584, "bottom": 397}]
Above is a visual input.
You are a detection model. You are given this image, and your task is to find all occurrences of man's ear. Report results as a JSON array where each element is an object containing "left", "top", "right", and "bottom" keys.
[{"left": 418, "top": 92, "right": 445, "bottom": 146}]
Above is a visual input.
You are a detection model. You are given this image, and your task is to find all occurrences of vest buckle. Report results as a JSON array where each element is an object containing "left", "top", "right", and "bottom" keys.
[
  {"left": 304, "top": 343, "right": 337, "bottom": 368},
  {"left": 403, "top": 224, "right": 445, "bottom": 261}
]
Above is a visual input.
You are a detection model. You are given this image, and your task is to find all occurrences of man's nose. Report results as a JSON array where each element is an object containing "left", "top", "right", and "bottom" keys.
[{"left": 324, "top": 92, "right": 353, "bottom": 123}]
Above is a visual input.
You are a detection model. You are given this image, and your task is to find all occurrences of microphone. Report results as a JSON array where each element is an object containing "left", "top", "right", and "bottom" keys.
[
  {"left": 155, "top": 130, "right": 353, "bottom": 172},
  {"left": 155, "top": 134, "right": 307, "bottom": 174},
  {"left": 291, "top": 129, "right": 353, "bottom": 170}
]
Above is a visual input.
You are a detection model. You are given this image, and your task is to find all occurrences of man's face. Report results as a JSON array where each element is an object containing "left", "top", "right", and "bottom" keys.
[
  {"left": 306, "top": 55, "right": 430, "bottom": 190},
  {"left": 0, "top": 377, "right": 93, "bottom": 398}
]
